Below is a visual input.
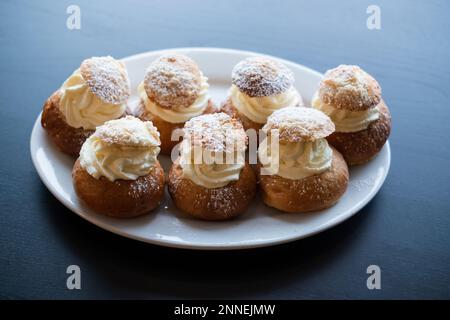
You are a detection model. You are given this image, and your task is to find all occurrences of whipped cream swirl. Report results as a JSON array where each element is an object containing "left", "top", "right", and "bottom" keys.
[
  {"left": 59, "top": 69, "right": 126, "bottom": 130},
  {"left": 138, "top": 74, "right": 210, "bottom": 123},
  {"left": 230, "top": 84, "right": 301, "bottom": 124},
  {"left": 312, "top": 93, "right": 379, "bottom": 132},
  {"left": 259, "top": 137, "right": 332, "bottom": 180},
  {"left": 80, "top": 117, "right": 161, "bottom": 182},
  {"left": 178, "top": 140, "right": 245, "bottom": 189}
]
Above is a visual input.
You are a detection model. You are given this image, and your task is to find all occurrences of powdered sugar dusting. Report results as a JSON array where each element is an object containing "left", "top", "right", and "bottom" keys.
[
  {"left": 80, "top": 56, "right": 130, "bottom": 104},
  {"left": 319, "top": 65, "right": 381, "bottom": 111},
  {"left": 144, "top": 53, "right": 201, "bottom": 109},
  {"left": 207, "top": 185, "right": 246, "bottom": 217},
  {"left": 232, "top": 57, "right": 294, "bottom": 97},
  {"left": 168, "top": 162, "right": 255, "bottom": 220},
  {"left": 94, "top": 116, "right": 160, "bottom": 147},
  {"left": 264, "top": 107, "right": 335, "bottom": 142},
  {"left": 183, "top": 113, "right": 247, "bottom": 153},
  {"left": 127, "top": 166, "right": 162, "bottom": 199}
]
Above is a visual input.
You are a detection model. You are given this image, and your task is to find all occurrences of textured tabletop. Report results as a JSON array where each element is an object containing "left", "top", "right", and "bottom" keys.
[{"left": 0, "top": 0, "right": 449, "bottom": 299}]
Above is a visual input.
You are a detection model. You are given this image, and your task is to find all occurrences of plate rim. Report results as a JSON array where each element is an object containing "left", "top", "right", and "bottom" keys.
[
  {"left": 30, "top": 47, "right": 391, "bottom": 250},
  {"left": 120, "top": 46, "right": 324, "bottom": 76}
]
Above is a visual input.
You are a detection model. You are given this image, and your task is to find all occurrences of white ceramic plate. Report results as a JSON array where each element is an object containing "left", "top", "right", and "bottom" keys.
[{"left": 30, "top": 48, "right": 390, "bottom": 250}]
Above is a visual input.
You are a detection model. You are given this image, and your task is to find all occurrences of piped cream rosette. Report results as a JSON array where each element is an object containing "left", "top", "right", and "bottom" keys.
[
  {"left": 258, "top": 107, "right": 335, "bottom": 180},
  {"left": 59, "top": 56, "right": 130, "bottom": 130},
  {"left": 178, "top": 113, "right": 247, "bottom": 189},
  {"left": 79, "top": 116, "right": 161, "bottom": 182}
]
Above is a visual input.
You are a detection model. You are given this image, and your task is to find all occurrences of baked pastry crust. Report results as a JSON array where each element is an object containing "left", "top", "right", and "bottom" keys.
[
  {"left": 183, "top": 112, "right": 247, "bottom": 153},
  {"left": 41, "top": 91, "right": 94, "bottom": 157},
  {"left": 224, "top": 56, "right": 298, "bottom": 131},
  {"left": 144, "top": 53, "right": 202, "bottom": 109},
  {"left": 80, "top": 56, "right": 130, "bottom": 104},
  {"left": 262, "top": 106, "right": 335, "bottom": 143},
  {"left": 168, "top": 160, "right": 256, "bottom": 220},
  {"left": 318, "top": 65, "right": 381, "bottom": 111},
  {"left": 257, "top": 148, "right": 349, "bottom": 213},
  {"left": 72, "top": 159, "right": 165, "bottom": 218},
  {"left": 221, "top": 97, "right": 263, "bottom": 132},
  {"left": 326, "top": 100, "right": 391, "bottom": 165},
  {"left": 232, "top": 57, "right": 294, "bottom": 97},
  {"left": 136, "top": 99, "right": 217, "bottom": 155}
]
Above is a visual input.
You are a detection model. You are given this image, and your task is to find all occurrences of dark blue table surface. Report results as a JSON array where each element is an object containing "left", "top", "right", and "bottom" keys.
[{"left": 1, "top": 0, "right": 449, "bottom": 299}]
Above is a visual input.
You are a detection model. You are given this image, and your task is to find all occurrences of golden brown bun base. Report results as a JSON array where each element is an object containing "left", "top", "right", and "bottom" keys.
[
  {"left": 41, "top": 91, "right": 94, "bottom": 157},
  {"left": 168, "top": 160, "right": 257, "bottom": 220},
  {"left": 137, "top": 99, "right": 217, "bottom": 155},
  {"left": 221, "top": 97, "right": 263, "bottom": 132},
  {"left": 72, "top": 159, "right": 165, "bottom": 218},
  {"left": 257, "top": 148, "right": 349, "bottom": 213},
  {"left": 326, "top": 100, "right": 391, "bottom": 166}
]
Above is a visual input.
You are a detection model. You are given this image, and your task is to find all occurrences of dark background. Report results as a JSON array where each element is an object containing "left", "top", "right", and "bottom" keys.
[{"left": 1, "top": 0, "right": 449, "bottom": 299}]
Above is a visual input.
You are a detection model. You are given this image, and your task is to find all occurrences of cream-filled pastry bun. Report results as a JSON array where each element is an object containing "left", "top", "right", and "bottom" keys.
[
  {"left": 221, "top": 57, "right": 303, "bottom": 132},
  {"left": 257, "top": 107, "right": 349, "bottom": 213},
  {"left": 312, "top": 65, "right": 391, "bottom": 165},
  {"left": 168, "top": 113, "right": 256, "bottom": 220},
  {"left": 72, "top": 116, "right": 165, "bottom": 218},
  {"left": 136, "top": 53, "right": 217, "bottom": 155},
  {"left": 41, "top": 56, "right": 130, "bottom": 157}
]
